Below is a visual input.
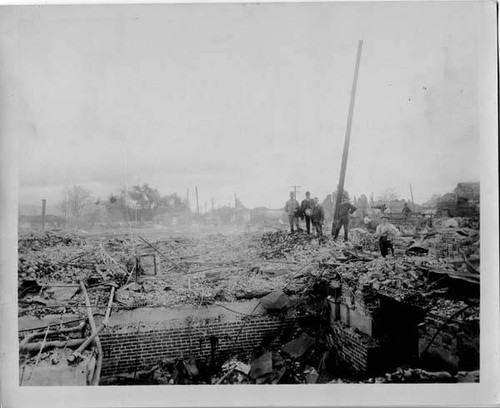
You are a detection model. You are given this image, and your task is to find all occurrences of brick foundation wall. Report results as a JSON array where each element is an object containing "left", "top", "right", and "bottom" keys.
[
  {"left": 99, "top": 314, "right": 305, "bottom": 377},
  {"left": 329, "top": 321, "right": 381, "bottom": 377}
]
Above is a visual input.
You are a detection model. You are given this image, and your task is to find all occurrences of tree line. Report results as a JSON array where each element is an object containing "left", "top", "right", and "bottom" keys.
[{"left": 60, "top": 184, "right": 190, "bottom": 227}]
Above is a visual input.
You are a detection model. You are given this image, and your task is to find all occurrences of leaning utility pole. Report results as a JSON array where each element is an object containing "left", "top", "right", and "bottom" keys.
[
  {"left": 332, "top": 40, "right": 364, "bottom": 231},
  {"left": 195, "top": 186, "right": 200, "bottom": 215},
  {"left": 409, "top": 184, "right": 416, "bottom": 210}
]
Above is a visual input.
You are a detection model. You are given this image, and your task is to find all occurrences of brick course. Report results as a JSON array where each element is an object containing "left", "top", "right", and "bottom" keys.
[
  {"left": 330, "top": 321, "right": 381, "bottom": 377},
  {"left": 99, "top": 314, "right": 305, "bottom": 377}
]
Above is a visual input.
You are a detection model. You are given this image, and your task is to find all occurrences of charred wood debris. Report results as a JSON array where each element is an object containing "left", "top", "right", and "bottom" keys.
[{"left": 18, "top": 218, "right": 479, "bottom": 384}]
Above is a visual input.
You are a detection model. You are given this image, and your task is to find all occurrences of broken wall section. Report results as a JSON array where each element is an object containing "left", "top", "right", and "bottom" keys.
[
  {"left": 99, "top": 302, "right": 308, "bottom": 378},
  {"left": 326, "top": 284, "right": 425, "bottom": 378}
]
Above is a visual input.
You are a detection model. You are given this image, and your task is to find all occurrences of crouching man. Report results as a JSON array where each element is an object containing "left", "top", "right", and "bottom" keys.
[{"left": 374, "top": 215, "right": 400, "bottom": 257}]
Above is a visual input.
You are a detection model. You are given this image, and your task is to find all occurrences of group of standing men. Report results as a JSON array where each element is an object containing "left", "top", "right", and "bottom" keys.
[
  {"left": 285, "top": 191, "right": 357, "bottom": 240},
  {"left": 285, "top": 191, "right": 324, "bottom": 236},
  {"left": 285, "top": 191, "right": 400, "bottom": 257}
]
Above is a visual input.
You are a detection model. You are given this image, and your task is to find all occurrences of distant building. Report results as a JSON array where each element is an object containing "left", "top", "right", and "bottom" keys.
[{"left": 436, "top": 182, "right": 479, "bottom": 217}]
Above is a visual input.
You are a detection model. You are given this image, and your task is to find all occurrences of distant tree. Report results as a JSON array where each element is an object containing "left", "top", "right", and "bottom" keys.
[
  {"left": 128, "top": 184, "right": 163, "bottom": 219},
  {"left": 105, "top": 191, "right": 132, "bottom": 221},
  {"left": 377, "top": 189, "right": 400, "bottom": 203},
  {"left": 125, "top": 184, "right": 190, "bottom": 220},
  {"left": 422, "top": 193, "right": 443, "bottom": 207},
  {"left": 60, "top": 185, "right": 92, "bottom": 220},
  {"left": 59, "top": 185, "right": 93, "bottom": 227}
]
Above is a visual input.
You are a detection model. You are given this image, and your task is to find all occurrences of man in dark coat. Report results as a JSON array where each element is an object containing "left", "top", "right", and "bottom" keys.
[
  {"left": 332, "top": 195, "right": 357, "bottom": 241},
  {"left": 311, "top": 197, "right": 325, "bottom": 237},
  {"left": 402, "top": 202, "right": 412, "bottom": 221},
  {"left": 301, "top": 191, "right": 314, "bottom": 234}
]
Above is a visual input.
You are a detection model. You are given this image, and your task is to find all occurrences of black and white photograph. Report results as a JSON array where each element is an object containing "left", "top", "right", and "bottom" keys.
[{"left": 0, "top": 1, "right": 498, "bottom": 407}]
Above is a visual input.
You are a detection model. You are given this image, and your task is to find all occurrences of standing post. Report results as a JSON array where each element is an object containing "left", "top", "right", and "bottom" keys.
[
  {"left": 234, "top": 194, "right": 237, "bottom": 224},
  {"left": 186, "top": 188, "right": 190, "bottom": 224},
  {"left": 332, "top": 40, "right": 364, "bottom": 233},
  {"left": 41, "top": 199, "right": 46, "bottom": 230},
  {"left": 195, "top": 186, "right": 200, "bottom": 215},
  {"left": 409, "top": 183, "right": 416, "bottom": 211}
]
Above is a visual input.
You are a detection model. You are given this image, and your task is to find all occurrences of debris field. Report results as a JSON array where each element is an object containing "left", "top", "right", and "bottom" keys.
[{"left": 18, "top": 219, "right": 480, "bottom": 385}]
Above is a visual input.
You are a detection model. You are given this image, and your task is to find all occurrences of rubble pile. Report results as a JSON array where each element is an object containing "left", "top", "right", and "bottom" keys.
[
  {"left": 259, "top": 231, "right": 328, "bottom": 260},
  {"left": 17, "top": 230, "right": 305, "bottom": 318},
  {"left": 331, "top": 257, "right": 431, "bottom": 305},
  {"left": 18, "top": 225, "right": 480, "bottom": 319},
  {"left": 18, "top": 218, "right": 481, "bottom": 385},
  {"left": 212, "top": 330, "right": 329, "bottom": 384},
  {"left": 427, "top": 298, "right": 479, "bottom": 321},
  {"left": 361, "top": 367, "right": 479, "bottom": 383},
  {"left": 18, "top": 230, "right": 85, "bottom": 252}
]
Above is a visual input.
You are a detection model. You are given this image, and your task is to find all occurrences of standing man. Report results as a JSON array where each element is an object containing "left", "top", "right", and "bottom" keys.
[
  {"left": 402, "top": 202, "right": 412, "bottom": 221},
  {"left": 284, "top": 192, "right": 301, "bottom": 233},
  {"left": 311, "top": 197, "right": 325, "bottom": 237},
  {"left": 332, "top": 194, "right": 357, "bottom": 241},
  {"left": 301, "top": 191, "right": 314, "bottom": 234},
  {"left": 374, "top": 215, "right": 400, "bottom": 257}
]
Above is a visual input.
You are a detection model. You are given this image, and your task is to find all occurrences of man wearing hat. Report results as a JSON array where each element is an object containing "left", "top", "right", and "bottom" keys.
[
  {"left": 301, "top": 191, "right": 314, "bottom": 234},
  {"left": 332, "top": 194, "right": 357, "bottom": 241},
  {"left": 375, "top": 215, "right": 400, "bottom": 257},
  {"left": 284, "top": 191, "right": 301, "bottom": 233},
  {"left": 311, "top": 197, "right": 325, "bottom": 237}
]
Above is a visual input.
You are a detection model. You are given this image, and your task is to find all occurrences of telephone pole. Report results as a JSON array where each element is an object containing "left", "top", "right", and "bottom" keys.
[
  {"left": 333, "top": 40, "right": 363, "bottom": 230},
  {"left": 290, "top": 185, "right": 301, "bottom": 199}
]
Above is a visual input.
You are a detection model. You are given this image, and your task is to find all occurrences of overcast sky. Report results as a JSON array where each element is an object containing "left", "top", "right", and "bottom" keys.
[{"left": 0, "top": 2, "right": 487, "bottom": 211}]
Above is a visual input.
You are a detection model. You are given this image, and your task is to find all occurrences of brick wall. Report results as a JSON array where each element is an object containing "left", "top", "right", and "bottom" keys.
[
  {"left": 99, "top": 314, "right": 304, "bottom": 377},
  {"left": 329, "top": 321, "right": 381, "bottom": 377}
]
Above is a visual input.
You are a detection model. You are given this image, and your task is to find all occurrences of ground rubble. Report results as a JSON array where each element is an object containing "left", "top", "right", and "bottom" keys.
[{"left": 18, "top": 221, "right": 480, "bottom": 384}]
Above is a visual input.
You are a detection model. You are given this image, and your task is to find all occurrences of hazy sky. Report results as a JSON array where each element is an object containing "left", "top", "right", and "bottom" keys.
[{"left": 0, "top": 2, "right": 488, "bottom": 211}]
